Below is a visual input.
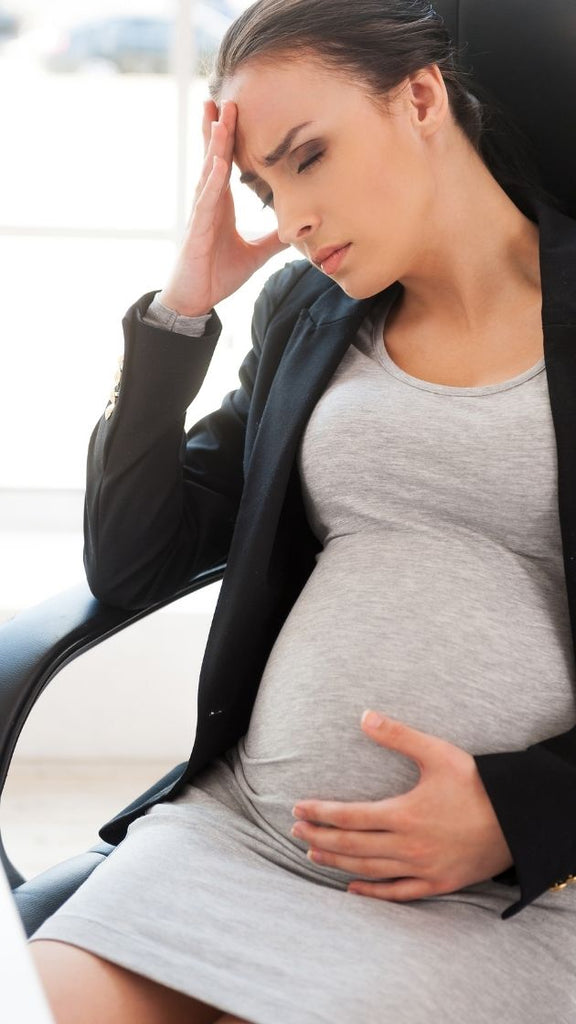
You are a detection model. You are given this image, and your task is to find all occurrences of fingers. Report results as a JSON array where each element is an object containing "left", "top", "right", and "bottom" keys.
[
  {"left": 292, "top": 821, "right": 403, "bottom": 859},
  {"left": 189, "top": 152, "right": 228, "bottom": 236},
  {"left": 258, "top": 228, "right": 292, "bottom": 258},
  {"left": 196, "top": 114, "right": 221, "bottom": 199},
  {"left": 202, "top": 98, "right": 218, "bottom": 153},
  {"left": 221, "top": 100, "right": 238, "bottom": 170},
  {"left": 202, "top": 99, "right": 237, "bottom": 152},
  {"left": 196, "top": 99, "right": 237, "bottom": 201},
  {"left": 307, "top": 849, "right": 410, "bottom": 878},
  {"left": 348, "top": 878, "right": 435, "bottom": 901}
]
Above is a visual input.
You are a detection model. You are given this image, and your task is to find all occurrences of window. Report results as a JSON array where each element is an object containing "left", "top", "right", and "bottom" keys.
[
  {"left": 0, "top": 0, "right": 294, "bottom": 607},
  {"left": 0, "top": 0, "right": 291, "bottom": 491}
]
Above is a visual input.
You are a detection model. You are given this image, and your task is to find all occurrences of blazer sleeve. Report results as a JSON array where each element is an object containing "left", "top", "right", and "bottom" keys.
[
  {"left": 473, "top": 723, "right": 576, "bottom": 919},
  {"left": 83, "top": 265, "right": 294, "bottom": 610}
]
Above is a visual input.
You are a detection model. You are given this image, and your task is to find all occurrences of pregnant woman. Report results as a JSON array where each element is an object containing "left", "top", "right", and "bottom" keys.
[{"left": 27, "top": 1, "right": 576, "bottom": 1021}]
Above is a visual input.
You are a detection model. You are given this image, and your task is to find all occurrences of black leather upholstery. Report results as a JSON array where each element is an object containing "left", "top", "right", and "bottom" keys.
[
  {"left": 0, "top": 567, "right": 224, "bottom": 934},
  {"left": 10, "top": 764, "right": 190, "bottom": 935},
  {"left": 12, "top": 849, "right": 115, "bottom": 939},
  {"left": 434, "top": 0, "right": 575, "bottom": 219},
  {"left": 2, "top": 0, "right": 575, "bottom": 937}
]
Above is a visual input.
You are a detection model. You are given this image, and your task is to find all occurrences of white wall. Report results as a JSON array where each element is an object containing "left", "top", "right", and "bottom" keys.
[
  {"left": 1, "top": 489, "right": 222, "bottom": 760},
  {"left": 10, "top": 591, "right": 221, "bottom": 762}
]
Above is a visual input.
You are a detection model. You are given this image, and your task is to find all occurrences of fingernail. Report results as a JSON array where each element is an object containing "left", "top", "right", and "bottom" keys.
[{"left": 362, "top": 710, "right": 384, "bottom": 728}]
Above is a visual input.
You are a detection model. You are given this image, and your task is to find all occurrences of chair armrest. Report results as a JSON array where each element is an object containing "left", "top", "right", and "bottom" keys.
[{"left": 0, "top": 563, "right": 226, "bottom": 802}]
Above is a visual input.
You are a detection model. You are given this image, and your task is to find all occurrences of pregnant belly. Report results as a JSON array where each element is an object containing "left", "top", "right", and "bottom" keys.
[{"left": 230, "top": 532, "right": 575, "bottom": 841}]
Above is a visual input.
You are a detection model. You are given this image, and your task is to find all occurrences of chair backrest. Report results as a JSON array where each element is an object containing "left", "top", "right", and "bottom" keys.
[{"left": 434, "top": 0, "right": 576, "bottom": 220}]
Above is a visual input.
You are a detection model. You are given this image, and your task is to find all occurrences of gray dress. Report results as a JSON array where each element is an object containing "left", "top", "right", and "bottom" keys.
[{"left": 30, "top": 294, "right": 576, "bottom": 1023}]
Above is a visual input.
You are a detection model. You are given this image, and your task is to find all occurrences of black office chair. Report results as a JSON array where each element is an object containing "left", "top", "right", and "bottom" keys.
[{"left": 2, "top": 0, "right": 576, "bottom": 938}]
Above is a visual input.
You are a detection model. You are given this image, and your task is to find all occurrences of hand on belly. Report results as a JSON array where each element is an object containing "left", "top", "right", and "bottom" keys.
[{"left": 287, "top": 709, "right": 514, "bottom": 902}]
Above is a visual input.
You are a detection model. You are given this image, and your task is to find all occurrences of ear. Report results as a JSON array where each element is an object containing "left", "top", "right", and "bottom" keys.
[{"left": 406, "top": 64, "right": 449, "bottom": 137}]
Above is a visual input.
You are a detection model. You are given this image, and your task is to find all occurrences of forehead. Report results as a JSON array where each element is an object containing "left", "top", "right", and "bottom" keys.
[
  {"left": 220, "top": 54, "right": 343, "bottom": 108},
  {"left": 220, "top": 58, "right": 366, "bottom": 172}
]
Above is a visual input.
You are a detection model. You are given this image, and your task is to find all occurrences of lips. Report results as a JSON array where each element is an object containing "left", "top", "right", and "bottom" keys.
[{"left": 311, "top": 244, "right": 351, "bottom": 268}]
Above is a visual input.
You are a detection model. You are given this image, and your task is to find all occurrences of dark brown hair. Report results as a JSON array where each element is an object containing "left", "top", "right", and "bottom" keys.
[{"left": 205, "top": 0, "right": 566, "bottom": 217}]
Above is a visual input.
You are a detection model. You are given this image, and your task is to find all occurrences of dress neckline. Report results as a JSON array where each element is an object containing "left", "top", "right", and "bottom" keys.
[{"left": 369, "top": 298, "right": 546, "bottom": 397}]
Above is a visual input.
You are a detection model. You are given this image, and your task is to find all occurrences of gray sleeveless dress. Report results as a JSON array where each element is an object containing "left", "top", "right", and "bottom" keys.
[{"left": 30, "top": 294, "right": 576, "bottom": 1023}]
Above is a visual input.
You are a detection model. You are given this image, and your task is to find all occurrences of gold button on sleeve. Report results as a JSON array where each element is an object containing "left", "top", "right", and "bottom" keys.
[
  {"left": 103, "top": 356, "right": 123, "bottom": 421},
  {"left": 549, "top": 874, "right": 576, "bottom": 892}
]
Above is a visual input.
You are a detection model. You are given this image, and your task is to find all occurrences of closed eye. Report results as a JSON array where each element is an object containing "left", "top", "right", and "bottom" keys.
[{"left": 261, "top": 151, "right": 325, "bottom": 211}]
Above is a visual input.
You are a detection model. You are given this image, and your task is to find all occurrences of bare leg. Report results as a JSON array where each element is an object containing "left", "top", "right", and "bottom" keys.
[
  {"left": 216, "top": 1017, "right": 255, "bottom": 1023},
  {"left": 29, "top": 939, "right": 225, "bottom": 1024}
]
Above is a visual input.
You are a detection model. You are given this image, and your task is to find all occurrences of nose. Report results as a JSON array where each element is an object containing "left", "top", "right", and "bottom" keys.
[{"left": 275, "top": 197, "right": 319, "bottom": 248}]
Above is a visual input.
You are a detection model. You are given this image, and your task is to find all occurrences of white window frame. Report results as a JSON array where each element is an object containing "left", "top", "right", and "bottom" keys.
[{"left": 0, "top": 0, "right": 198, "bottom": 519}]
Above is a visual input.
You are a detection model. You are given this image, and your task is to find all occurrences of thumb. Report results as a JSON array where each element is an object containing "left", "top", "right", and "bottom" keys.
[
  {"left": 251, "top": 230, "right": 292, "bottom": 266},
  {"left": 361, "top": 710, "right": 438, "bottom": 769}
]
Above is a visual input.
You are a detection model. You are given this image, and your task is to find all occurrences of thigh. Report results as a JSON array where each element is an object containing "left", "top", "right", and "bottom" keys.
[{"left": 29, "top": 939, "right": 224, "bottom": 1024}]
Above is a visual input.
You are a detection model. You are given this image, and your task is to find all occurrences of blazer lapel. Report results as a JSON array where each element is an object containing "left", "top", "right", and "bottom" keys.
[
  {"left": 533, "top": 195, "right": 576, "bottom": 652},
  {"left": 229, "top": 279, "right": 403, "bottom": 566},
  {"left": 194, "top": 280, "right": 401, "bottom": 722}
]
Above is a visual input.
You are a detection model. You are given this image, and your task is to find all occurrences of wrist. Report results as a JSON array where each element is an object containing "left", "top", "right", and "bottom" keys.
[{"left": 157, "top": 290, "right": 211, "bottom": 318}]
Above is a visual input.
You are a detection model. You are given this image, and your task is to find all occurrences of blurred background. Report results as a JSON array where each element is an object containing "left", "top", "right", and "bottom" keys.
[
  {"left": 0, "top": 0, "right": 285, "bottom": 500},
  {"left": 0, "top": 0, "right": 300, "bottom": 879}
]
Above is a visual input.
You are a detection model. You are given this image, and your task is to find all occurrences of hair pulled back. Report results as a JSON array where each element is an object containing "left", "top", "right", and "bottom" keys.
[{"left": 206, "top": 0, "right": 565, "bottom": 216}]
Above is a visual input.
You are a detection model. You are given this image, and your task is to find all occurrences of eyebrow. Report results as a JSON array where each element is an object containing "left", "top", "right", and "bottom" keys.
[{"left": 239, "top": 121, "right": 314, "bottom": 185}]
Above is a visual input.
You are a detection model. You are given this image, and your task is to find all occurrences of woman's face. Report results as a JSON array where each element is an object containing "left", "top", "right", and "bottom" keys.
[{"left": 220, "top": 54, "right": 449, "bottom": 299}]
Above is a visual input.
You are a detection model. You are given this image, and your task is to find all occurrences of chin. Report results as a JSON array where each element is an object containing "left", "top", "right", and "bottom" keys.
[
  {"left": 364, "top": 272, "right": 401, "bottom": 299},
  {"left": 339, "top": 277, "right": 392, "bottom": 301}
]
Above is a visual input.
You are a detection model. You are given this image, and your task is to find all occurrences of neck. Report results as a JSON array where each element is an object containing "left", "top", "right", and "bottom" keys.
[{"left": 397, "top": 151, "right": 542, "bottom": 335}]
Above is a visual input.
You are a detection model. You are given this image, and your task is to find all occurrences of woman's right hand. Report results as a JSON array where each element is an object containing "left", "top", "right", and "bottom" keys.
[{"left": 158, "top": 99, "right": 292, "bottom": 317}]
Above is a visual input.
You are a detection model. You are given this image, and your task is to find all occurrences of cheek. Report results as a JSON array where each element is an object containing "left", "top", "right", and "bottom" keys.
[{"left": 365, "top": 159, "right": 428, "bottom": 231}]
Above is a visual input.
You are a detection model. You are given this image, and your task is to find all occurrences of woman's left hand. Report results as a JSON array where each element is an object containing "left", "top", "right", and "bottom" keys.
[{"left": 291, "top": 711, "right": 515, "bottom": 901}]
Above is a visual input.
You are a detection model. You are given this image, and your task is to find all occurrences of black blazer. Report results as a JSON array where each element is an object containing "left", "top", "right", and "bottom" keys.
[{"left": 87, "top": 188, "right": 576, "bottom": 921}]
